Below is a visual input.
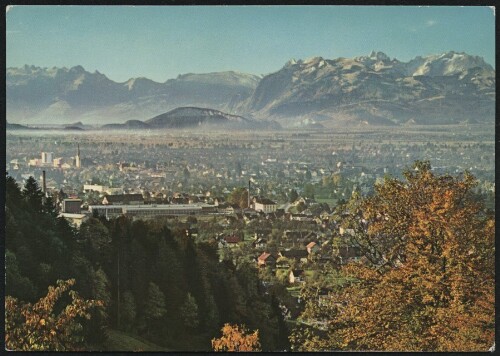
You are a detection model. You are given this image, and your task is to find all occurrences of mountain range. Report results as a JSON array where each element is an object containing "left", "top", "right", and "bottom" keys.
[{"left": 7, "top": 51, "right": 495, "bottom": 127}]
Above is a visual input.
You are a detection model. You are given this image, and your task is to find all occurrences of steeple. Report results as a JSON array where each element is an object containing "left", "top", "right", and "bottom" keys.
[{"left": 75, "top": 143, "right": 81, "bottom": 168}]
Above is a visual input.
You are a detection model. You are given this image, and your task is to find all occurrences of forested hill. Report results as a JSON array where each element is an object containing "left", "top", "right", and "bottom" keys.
[{"left": 5, "top": 173, "right": 289, "bottom": 351}]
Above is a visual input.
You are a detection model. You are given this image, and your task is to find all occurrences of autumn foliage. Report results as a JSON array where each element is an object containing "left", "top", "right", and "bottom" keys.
[
  {"left": 291, "top": 161, "right": 495, "bottom": 351},
  {"left": 5, "top": 279, "right": 104, "bottom": 351},
  {"left": 212, "top": 323, "right": 261, "bottom": 351}
]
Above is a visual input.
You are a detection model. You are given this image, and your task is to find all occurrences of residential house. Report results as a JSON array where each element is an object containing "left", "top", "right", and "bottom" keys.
[
  {"left": 279, "top": 249, "right": 309, "bottom": 264},
  {"left": 290, "top": 213, "right": 314, "bottom": 222},
  {"left": 257, "top": 252, "right": 277, "bottom": 268},
  {"left": 289, "top": 269, "right": 305, "bottom": 284},
  {"left": 306, "top": 241, "right": 320, "bottom": 255},
  {"left": 223, "top": 235, "right": 242, "bottom": 247},
  {"left": 252, "top": 237, "right": 268, "bottom": 249}
]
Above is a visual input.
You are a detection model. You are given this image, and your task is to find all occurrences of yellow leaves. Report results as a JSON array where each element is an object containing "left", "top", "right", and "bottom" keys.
[
  {"left": 212, "top": 323, "right": 261, "bottom": 352},
  {"left": 316, "top": 163, "right": 496, "bottom": 351},
  {"left": 5, "top": 278, "right": 103, "bottom": 351}
]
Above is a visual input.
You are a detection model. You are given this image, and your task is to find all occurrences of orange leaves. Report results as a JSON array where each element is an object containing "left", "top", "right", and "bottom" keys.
[
  {"left": 212, "top": 323, "right": 261, "bottom": 352},
  {"left": 5, "top": 279, "right": 103, "bottom": 351},
  {"left": 293, "top": 162, "right": 494, "bottom": 351}
]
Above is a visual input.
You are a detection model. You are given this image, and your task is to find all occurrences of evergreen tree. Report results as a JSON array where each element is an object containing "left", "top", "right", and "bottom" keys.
[
  {"left": 144, "top": 282, "right": 167, "bottom": 336},
  {"left": 180, "top": 293, "right": 199, "bottom": 330},
  {"left": 42, "top": 195, "right": 58, "bottom": 217},
  {"left": 5, "top": 249, "right": 37, "bottom": 301},
  {"left": 120, "top": 291, "right": 137, "bottom": 332},
  {"left": 6, "top": 173, "right": 22, "bottom": 208},
  {"left": 22, "top": 176, "right": 44, "bottom": 212}
]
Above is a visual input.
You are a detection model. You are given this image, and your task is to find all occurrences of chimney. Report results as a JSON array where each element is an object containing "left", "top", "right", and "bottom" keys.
[
  {"left": 42, "top": 170, "right": 47, "bottom": 194},
  {"left": 248, "top": 179, "right": 251, "bottom": 209},
  {"left": 41, "top": 170, "right": 47, "bottom": 204}
]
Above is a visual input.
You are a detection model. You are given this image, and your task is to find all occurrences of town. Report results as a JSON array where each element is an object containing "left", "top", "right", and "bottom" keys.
[
  {"left": 6, "top": 125, "right": 495, "bottom": 350},
  {"left": 5, "top": 124, "right": 495, "bottom": 326}
]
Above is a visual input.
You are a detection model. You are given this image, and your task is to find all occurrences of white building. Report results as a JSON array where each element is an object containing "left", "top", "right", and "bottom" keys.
[
  {"left": 59, "top": 213, "right": 88, "bottom": 228},
  {"left": 84, "top": 184, "right": 109, "bottom": 193},
  {"left": 252, "top": 197, "right": 277, "bottom": 213},
  {"left": 53, "top": 157, "right": 63, "bottom": 168},
  {"left": 41, "top": 152, "right": 53, "bottom": 164},
  {"left": 88, "top": 203, "right": 216, "bottom": 219}
]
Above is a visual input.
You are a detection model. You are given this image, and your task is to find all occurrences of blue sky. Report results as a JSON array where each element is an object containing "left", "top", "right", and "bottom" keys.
[{"left": 6, "top": 5, "right": 495, "bottom": 82}]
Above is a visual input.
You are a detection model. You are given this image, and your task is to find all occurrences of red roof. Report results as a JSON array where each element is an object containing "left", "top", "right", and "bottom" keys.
[
  {"left": 306, "top": 241, "right": 317, "bottom": 249},
  {"left": 258, "top": 252, "right": 272, "bottom": 261}
]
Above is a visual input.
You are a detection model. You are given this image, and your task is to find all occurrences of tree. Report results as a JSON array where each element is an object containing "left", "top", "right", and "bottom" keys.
[
  {"left": 212, "top": 323, "right": 261, "bottom": 351},
  {"left": 291, "top": 161, "right": 495, "bottom": 351},
  {"left": 144, "top": 282, "right": 166, "bottom": 335},
  {"left": 228, "top": 187, "right": 248, "bottom": 209},
  {"left": 289, "top": 189, "right": 299, "bottom": 203},
  {"left": 80, "top": 218, "right": 111, "bottom": 265},
  {"left": 22, "top": 176, "right": 44, "bottom": 213},
  {"left": 180, "top": 293, "right": 199, "bottom": 330},
  {"left": 303, "top": 183, "right": 315, "bottom": 199},
  {"left": 6, "top": 173, "right": 22, "bottom": 208},
  {"left": 119, "top": 291, "right": 137, "bottom": 332},
  {"left": 5, "top": 249, "right": 37, "bottom": 301},
  {"left": 5, "top": 279, "right": 103, "bottom": 351},
  {"left": 42, "top": 196, "right": 58, "bottom": 217},
  {"left": 85, "top": 268, "right": 111, "bottom": 344}
]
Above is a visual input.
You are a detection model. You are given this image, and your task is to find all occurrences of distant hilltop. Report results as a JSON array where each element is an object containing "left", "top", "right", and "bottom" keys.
[
  {"left": 101, "top": 106, "right": 281, "bottom": 131},
  {"left": 7, "top": 51, "right": 494, "bottom": 128}
]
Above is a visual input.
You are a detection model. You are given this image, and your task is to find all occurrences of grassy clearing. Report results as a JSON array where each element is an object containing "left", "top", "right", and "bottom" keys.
[
  {"left": 314, "top": 197, "right": 337, "bottom": 206},
  {"left": 104, "top": 329, "right": 170, "bottom": 352}
]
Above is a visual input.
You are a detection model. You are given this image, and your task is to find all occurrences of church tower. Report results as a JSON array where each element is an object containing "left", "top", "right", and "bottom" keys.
[{"left": 75, "top": 144, "right": 81, "bottom": 168}]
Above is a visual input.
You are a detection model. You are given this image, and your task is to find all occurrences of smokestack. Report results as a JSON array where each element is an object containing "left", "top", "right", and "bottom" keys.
[
  {"left": 248, "top": 179, "right": 251, "bottom": 209},
  {"left": 42, "top": 170, "right": 47, "bottom": 204},
  {"left": 42, "top": 170, "right": 46, "bottom": 194}
]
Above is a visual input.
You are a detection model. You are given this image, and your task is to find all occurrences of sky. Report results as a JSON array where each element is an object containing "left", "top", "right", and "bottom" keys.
[{"left": 6, "top": 5, "right": 496, "bottom": 83}]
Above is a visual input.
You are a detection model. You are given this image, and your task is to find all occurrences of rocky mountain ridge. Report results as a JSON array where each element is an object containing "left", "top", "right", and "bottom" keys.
[
  {"left": 7, "top": 66, "right": 260, "bottom": 125},
  {"left": 7, "top": 51, "right": 495, "bottom": 127},
  {"left": 239, "top": 51, "right": 494, "bottom": 126}
]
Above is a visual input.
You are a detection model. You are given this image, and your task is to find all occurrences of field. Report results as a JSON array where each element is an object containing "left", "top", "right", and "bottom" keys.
[{"left": 103, "top": 329, "right": 169, "bottom": 351}]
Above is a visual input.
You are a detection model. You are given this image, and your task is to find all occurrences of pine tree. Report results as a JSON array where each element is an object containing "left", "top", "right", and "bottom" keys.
[
  {"left": 144, "top": 282, "right": 166, "bottom": 336},
  {"left": 119, "top": 291, "right": 137, "bottom": 332},
  {"left": 180, "top": 293, "right": 199, "bottom": 330},
  {"left": 22, "top": 176, "right": 44, "bottom": 213}
]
